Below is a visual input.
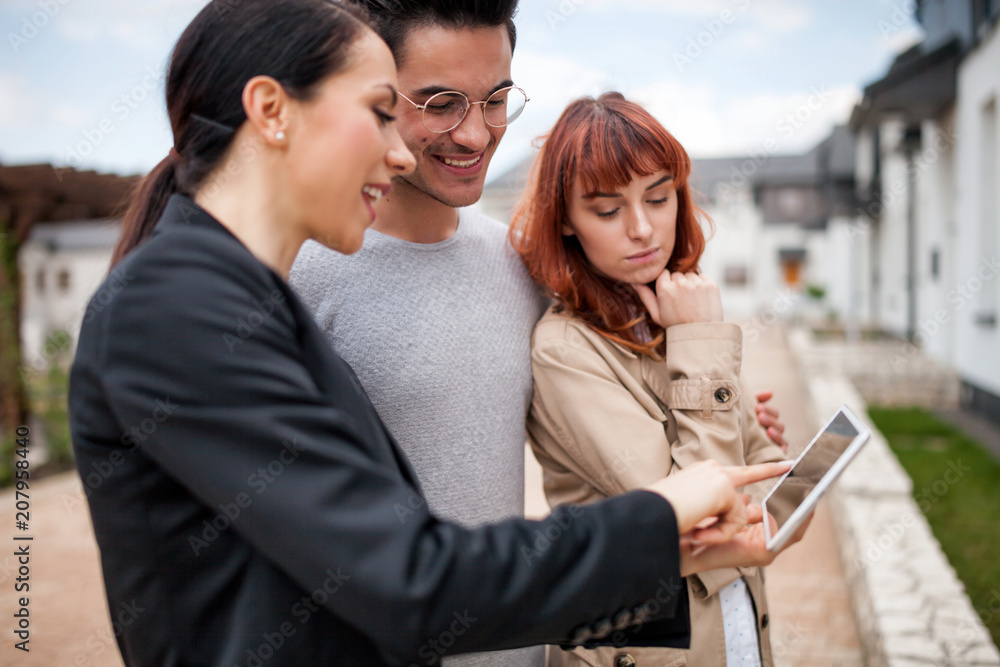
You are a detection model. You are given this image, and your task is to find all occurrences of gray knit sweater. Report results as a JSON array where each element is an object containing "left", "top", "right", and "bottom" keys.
[{"left": 289, "top": 207, "right": 547, "bottom": 667}]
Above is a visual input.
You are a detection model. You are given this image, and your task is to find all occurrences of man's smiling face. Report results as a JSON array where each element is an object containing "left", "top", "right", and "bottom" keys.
[{"left": 392, "top": 24, "right": 513, "bottom": 208}]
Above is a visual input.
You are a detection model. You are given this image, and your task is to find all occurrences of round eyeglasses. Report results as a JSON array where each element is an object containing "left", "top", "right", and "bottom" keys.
[{"left": 398, "top": 86, "right": 530, "bottom": 134}]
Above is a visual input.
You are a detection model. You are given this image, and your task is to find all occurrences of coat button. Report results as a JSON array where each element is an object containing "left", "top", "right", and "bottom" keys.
[
  {"left": 761, "top": 613, "right": 769, "bottom": 629},
  {"left": 714, "top": 387, "right": 731, "bottom": 403},
  {"left": 615, "top": 654, "right": 636, "bottom": 667}
]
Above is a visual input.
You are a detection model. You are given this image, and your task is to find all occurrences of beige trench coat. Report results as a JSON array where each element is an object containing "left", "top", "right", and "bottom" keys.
[{"left": 527, "top": 306, "right": 790, "bottom": 667}]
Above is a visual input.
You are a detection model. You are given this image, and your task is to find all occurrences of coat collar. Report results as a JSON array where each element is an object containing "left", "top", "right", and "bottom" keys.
[{"left": 157, "top": 194, "right": 239, "bottom": 241}]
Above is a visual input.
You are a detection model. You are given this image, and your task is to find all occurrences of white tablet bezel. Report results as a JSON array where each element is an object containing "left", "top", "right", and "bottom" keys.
[{"left": 762, "top": 405, "right": 870, "bottom": 552}]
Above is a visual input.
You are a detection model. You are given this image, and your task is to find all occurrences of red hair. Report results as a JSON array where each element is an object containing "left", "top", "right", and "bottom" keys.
[{"left": 509, "top": 92, "right": 710, "bottom": 358}]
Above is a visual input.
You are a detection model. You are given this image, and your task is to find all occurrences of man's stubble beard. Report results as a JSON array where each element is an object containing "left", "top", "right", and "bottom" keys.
[{"left": 392, "top": 170, "right": 483, "bottom": 209}]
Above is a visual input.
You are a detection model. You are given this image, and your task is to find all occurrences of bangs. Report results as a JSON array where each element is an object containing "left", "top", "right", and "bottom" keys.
[{"left": 571, "top": 108, "right": 691, "bottom": 196}]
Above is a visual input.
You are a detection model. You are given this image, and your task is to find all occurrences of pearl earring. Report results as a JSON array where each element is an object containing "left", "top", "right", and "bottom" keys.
[{"left": 276, "top": 131, "right": 286, "bottom": 141}]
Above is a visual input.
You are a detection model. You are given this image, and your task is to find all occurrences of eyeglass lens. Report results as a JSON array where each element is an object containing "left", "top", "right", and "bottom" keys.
[{"left": 422, "top": 87, "right": 527, "bottom": 132}]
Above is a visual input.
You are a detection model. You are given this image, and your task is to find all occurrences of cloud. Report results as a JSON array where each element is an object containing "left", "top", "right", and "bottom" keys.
[
  {"left": 49, "top": 104, "right": 95, "bottom": 127},
  {"left": 0, "top": 73, "right": 39, "bottom": 128},
  {"left": 629, "top": 78, "right": 861, "bottom": 158},
  {"left": 39, "top": 0, "right": 205, "bottom": 51},
  {"left": 880, "top": 24, "right": 925, "bottom": 54},
  {"left": 586, "top": 0, "right": 814, "bottom": 32}
]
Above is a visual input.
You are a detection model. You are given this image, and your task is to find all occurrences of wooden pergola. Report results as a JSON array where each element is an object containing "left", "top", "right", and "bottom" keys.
[{"left": 0, "top": 163, "right": 139, "bottom": 445}]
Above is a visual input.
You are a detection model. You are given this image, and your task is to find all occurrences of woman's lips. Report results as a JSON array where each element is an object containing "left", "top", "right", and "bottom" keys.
[
  {"left": 626, "top": 248, "right": 660, "bottom": 264},
  {"left": 361, "top": 183, "right": 390, "bottom": 222}
]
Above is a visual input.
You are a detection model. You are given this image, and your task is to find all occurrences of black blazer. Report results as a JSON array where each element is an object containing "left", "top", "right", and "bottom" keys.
[{"left": 69, "top": 194, "right": 690, "bottom": 666}]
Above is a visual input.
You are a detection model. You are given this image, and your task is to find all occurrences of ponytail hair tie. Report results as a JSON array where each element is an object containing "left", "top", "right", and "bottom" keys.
[{"left": 169, "top": 147, "right": 183, "bottom": 161}]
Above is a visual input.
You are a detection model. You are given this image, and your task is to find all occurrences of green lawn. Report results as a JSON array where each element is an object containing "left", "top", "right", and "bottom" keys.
[{"left": 869, "top": 407, "right": 1000, "bottom": 646}]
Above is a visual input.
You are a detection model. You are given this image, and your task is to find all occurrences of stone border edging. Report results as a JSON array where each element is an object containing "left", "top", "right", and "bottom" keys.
[{"left": 788, "top": 328, "right": 1000, "bottom": 666}]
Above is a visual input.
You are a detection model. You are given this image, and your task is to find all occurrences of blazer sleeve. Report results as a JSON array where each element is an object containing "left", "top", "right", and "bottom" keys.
[{"left": 91, "top": 247, "right": 689, "bottom": 664}]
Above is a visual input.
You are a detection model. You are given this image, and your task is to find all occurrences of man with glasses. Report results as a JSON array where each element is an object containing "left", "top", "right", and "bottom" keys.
[
  {"left": 290, "top": 5, "right": 546, "bottom": 664},
  {"left": 290, "top": 3, "right": 787, "bottom": 664}
]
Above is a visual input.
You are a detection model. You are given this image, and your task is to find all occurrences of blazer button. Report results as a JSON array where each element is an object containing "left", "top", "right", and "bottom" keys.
[
  {"left": 615, "top": 654, "right": 636, "bottom": 667},
  {"left": 714, "top": 387, "right": 731, "bottom": 403},
  {"left": 761, "top": 613, "right": 769, "bottom": 629}
]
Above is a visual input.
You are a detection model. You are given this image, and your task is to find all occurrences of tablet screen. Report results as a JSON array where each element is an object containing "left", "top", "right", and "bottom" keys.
[
  {"left": 771, "top": 410, "right": 860, "bottom": 507},
  {"left": 763, "top": 407, "right": 868, "bottom": 552}
]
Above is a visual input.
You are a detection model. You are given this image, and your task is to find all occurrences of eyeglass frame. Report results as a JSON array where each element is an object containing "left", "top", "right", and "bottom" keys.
[{"left": 397, "top": 85, "right": 530, "bottom": 134}]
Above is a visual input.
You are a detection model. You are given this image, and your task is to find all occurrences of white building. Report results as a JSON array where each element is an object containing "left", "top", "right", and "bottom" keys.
[
  {"left": 851, "top": 0, "right": 1000, "bottom": 422},
  {"left": 18, "top": 220, "right": 120, "bottom": 372},
  {"left": 689, "top": 127, "right": 862, "bottom": 323}
]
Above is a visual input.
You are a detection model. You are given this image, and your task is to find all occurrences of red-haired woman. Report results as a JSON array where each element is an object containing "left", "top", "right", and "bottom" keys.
[{"left": 510, "top": 92, "right": 793, "bottom": 667}]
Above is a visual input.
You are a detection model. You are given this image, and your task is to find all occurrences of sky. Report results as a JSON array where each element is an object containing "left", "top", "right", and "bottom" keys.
[{"left": 0, "top": 0, "right": 925, "bottom": 182}]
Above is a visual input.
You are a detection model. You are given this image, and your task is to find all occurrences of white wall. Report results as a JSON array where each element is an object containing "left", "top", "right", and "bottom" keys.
[
  {"left": 913, "top": 113, "right": 959, "bottom": 365},
  {"left": 699, "top": 184, "right": 764, "bottom": 320},
  {"left": 19, "top": 242, "right": 114, "bottom": 371},
  {"left": 952, "top": 23, "right": 1000, "bottom": 397},
  {"left": 872, "top": 118, "right": 913, "bottom": 337}
]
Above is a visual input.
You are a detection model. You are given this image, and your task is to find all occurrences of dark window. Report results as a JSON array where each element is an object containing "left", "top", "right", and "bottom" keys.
[
  {"left": 930, "top": 247, "right": 940, "bottom": 281},
  {"left": 724, "top": 265, "right": 750, "bottom": 287},
  {"left": 36, "top": 270, "right": 45, "bottom": 293},
  {"left": 57, "top": 269, "right": 70, "bottom": 292}
]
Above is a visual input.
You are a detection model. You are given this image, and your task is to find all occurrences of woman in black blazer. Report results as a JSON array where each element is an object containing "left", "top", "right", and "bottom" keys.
[{"left": 68, "top": 1, "right": 797, "bottom": 665}]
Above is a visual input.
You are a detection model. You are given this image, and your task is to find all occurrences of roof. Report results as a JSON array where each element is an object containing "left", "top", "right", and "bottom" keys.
[
  {"left": 26, "top": 219, "right": 121, "bottom": 251},
  {"left": 849, "top": 37, "right": 960, "bottom": 127},
  {"left": 690, "top": 125, "right": 855, "bottom": 196}
]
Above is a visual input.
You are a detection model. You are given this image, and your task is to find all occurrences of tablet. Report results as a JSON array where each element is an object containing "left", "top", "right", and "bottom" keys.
[{"left": 762, "top": 405, "right": 870, "bottom": 552}]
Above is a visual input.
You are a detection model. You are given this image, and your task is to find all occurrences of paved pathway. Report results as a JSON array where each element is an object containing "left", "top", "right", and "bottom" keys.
[{"left": 742, "top": 324, "right": 864, "bottom": 666}]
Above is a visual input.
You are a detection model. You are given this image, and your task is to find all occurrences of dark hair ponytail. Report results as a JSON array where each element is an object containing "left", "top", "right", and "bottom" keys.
[{"left": 112, "top": 0, "right": 371, "bottom": 268}]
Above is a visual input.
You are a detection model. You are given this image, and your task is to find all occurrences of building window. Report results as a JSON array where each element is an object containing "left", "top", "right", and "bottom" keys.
[
  {"left": 57, "top": 269, "right": 71, "bottom": 292},
  {"left": 979, "top": 98, "right": 997, "bottom": 325},
  {"left": 777, "top": 188, "right": 807, "bottom": 220},
  {"left": 778, "top": 248, "right": 807, "bottom": 288},
  {"left": 724, "top": 265, "right": 750, "bottom": 287},
  {"left": 36, "top": 269, "right": 45, "bottom": 293}
]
